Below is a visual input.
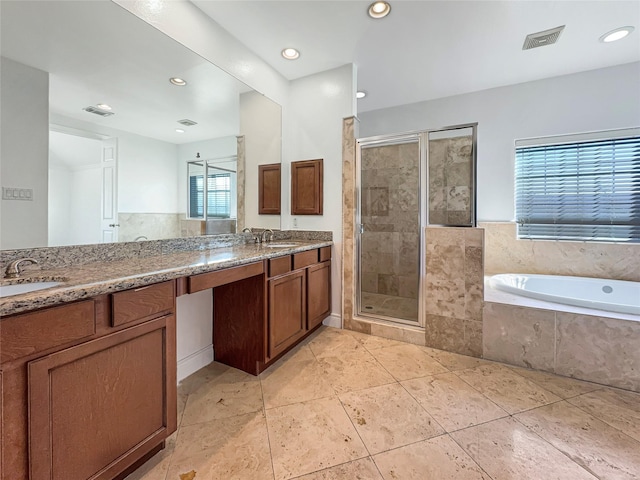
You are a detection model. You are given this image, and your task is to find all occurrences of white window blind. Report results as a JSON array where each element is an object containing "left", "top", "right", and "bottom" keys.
[
  {"left": 515, "top": 131, "right": 640, "bottom": 243},
  {"left": 189, "top": 173, "right": 231, "bottom": 218}
]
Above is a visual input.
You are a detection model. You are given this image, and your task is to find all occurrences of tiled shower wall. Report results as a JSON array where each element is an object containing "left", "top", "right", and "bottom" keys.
[
  {"left": 424, "top": 227, "right": 484, "bottom": 357},
  {"left": 428, "top": 135, "right": 473, "bottom": 225},
  {"left": 360, "top": 142, "right": 420, "bottom": 299}
]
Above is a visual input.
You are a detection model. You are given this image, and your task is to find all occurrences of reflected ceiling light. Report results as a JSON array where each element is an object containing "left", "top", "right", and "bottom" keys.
[
  {"left": 368, "top": 1, "right": 391, "bottom": 18},
  {"left": 599, "top": 26, "right": 634, "bottom": 43},
  {"left": 169, "top": 77, "right": 187, "bottom": 86},
  {"left": 176, "top": 128, "right": 185, "bottom": 133},
  {"left": 281, "top": 48, "right": 300, "bottom": 60},
  {"left": 96, "top": 103, "right": 112, "bottom": 111},
  {"left": 356, "top": 91, "right": 367, "bottom": 99}
]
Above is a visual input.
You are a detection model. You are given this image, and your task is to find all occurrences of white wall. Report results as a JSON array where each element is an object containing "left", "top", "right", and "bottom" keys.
[
  {"left": 241, "top": 90, "right": 282, "bottom": 229},
  {"left": 176, "top": 289, "right": 214, "bottom": 381},
  {"left": 282, "top": 64, "right": 357, "bottom": 320},
  {"left": 48, "top": 165, "right": 72, "bottom": 246},
  {"left": 68, "top": 166, "right": 102, "bottom": 245},
  {"left": 0, "top": 57, "right": 49, "bottom": 249},
  {"left": 359, "top": 62, "right": 640, "bottom": 221}
]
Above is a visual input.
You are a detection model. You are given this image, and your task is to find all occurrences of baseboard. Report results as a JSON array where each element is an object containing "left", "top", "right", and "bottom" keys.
[
  {"left": 177, "top": 345, "right": 214, "bottom": 383},
  {"left": 322, "top": 313, "right": 342, "bottom": 329}
]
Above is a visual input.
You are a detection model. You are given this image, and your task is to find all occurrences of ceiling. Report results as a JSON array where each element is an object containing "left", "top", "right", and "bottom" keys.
[
  {"left": 0, "top": 1, "right": 248, "bottom": 144},
  {"left": 192, "top": 0, "right": 640, "bottom": 112}
]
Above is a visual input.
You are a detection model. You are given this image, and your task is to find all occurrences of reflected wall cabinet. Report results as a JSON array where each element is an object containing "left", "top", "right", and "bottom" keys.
[
  {"left": 258, "top": 163, "right": 281, "bottom": 215},
  {"left": 291, "top": 159, "right": 323, "bottom": 215}
]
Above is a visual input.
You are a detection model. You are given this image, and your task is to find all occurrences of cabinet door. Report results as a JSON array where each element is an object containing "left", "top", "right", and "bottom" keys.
[
  {"left": 307, "top": 261, "right": 331, "bottom": 330},
  {"left": 291, "top": 159, "right": 323, "bottom": 215},
  {"left": 268, "top": 270, "right": 306, "bottom": 358},
  {"left": 28, "top": 315, "right": 177, "bottom": 480},
  {"left": 258, "top": 163, "right": 281, "bottom": 214}
]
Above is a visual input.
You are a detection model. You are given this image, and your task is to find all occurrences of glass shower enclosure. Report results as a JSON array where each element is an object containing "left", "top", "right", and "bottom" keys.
[{"left": 355, "top": 124, "right": 477, "bottom": 327}]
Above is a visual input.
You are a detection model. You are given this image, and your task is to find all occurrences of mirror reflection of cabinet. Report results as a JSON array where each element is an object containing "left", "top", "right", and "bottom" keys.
[
  {"left": 291, "top": 159, "right": 323, "bottom": 215},
  {"left": 258, "top": 164, "right": 281, "bottom": 215}
]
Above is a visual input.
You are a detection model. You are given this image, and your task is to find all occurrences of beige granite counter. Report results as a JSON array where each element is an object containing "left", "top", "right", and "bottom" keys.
[{"left": 0, "top": 240, "right": 332, "bottom": 316}]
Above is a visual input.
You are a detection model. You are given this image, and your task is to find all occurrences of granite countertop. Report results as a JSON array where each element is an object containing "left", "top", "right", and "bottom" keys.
[{"left": 0, "top": 240, "right": 332, "bottom": 316}]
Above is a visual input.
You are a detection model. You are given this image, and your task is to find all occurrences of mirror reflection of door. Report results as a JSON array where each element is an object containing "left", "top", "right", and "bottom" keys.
[{"left": 48, "top": 129, "right": 117, "bottom": 246}]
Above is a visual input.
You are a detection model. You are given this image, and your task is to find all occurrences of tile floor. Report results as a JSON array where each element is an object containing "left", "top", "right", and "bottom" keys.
[{"left": 127, "top": 326, "right": 640, "bottom": 480}]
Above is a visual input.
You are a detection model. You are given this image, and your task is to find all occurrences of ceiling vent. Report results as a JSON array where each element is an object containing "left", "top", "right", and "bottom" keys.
[
  {"left": 83, "top": 106, "right": 114, "bottom": 117},
  {"left": 177, "top": 119, "right": 198, "bottom": 127},
  {"left": 523, "top": 25, "right": 565, "bottom": 50}
]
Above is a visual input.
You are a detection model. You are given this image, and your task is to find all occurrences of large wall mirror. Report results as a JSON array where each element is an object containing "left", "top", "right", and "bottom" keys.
[{"left": 0, "top": 0, "right": 281, "bottom": 250}]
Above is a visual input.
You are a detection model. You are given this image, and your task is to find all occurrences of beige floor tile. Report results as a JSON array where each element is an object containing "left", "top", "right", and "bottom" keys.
[
  {"left": 451, "top": 417, "right": 598, "bottom": 479},
  {"left": 178, "top": 361, "right": 258, "bottom": 395},
  {"left": 423, "top": 347, "right": 493, "bottom": 371},
  {"left": 176, "top": 393, "right": 188, "bottom": 427},
  {"left": 260, "top": 358, "right": 335, "bottom": 409},
  {"left": 348, "top": 330, "right": 406, "bottom": 350},
  {"left": 455, "top": 363, "right": 561, "bottom": 414},
  {"left": 293, "top": 457, "right": 383, "bottom": 480},
  {"left": 516, "top": 401, "right": 640, "bottom": 479},
  {"left": 368, "top": 343, "right": 449, "bottom": 381},
  {"left": 402, "top": 373, "right": 508, "bottom": 432},
  {"left": 181, "top": 379, "right": 263, "bottom": 426},
  {"left": 266, "top": 396, "right": 368, "bottom": 480},
  {"left": 567, "top": 388, "right": 640, "bottom": 442},
  {"left": 339, "top": 383, "right": 443, "bottom": 454},
  {"left": 508, "top": 365, "right": 603, "bottom": 399},
  {"left": 307, "top": 327, "right": 367, "bottom": 358},
  {"left": 372, "top": 435, "right": 489, "bottom": 480},
  {"left": 167, "top": 412, "right": 274, "bottom": 480},
  {"left": 318, "top": 350, "right": 396, "bottom": 394},
  {"left": 125, "top": 442, "right": 174, "bottom": 480},
  {"left": 272, "top": 343, "right": 316, "bottom": 366}
]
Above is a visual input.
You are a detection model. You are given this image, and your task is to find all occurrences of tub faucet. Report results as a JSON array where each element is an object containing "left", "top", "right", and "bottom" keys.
[
  {"left": 261, "top": 229, "right": 274, "bottom": 243},
  {"left": 4, "top": 258, "right": 39, "bottom": 279},
  {"left": 134, "top": 236, "right": 148, "bottom": 241}
]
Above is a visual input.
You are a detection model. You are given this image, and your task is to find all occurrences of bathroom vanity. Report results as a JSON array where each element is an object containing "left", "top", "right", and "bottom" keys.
[{"left": 0, "top": 239, "right": 331, "bottom": 480}]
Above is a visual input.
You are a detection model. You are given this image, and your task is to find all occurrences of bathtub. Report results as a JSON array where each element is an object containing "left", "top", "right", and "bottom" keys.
[{"left": 489, "top": 273, "right": 640, "bottom": 316}]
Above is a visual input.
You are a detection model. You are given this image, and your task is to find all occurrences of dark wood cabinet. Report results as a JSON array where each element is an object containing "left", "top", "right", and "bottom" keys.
[
  {"left": 268, "top": 269, "right": 307, "bottom": 358},
  {"left": 0, "top": 281, "right": 177, "bottom": 480},
  {"left": 258, "top": 163, "right": 281, "bottom": 215},
  {"left": 28, "top": 315, "right": 176, "bottom": 480},
  {"left": 307, "top": 260, "right": 331, "bottom": 330},
  {"left": 291, "top": 159, "right": 323, "bottom": 215}
]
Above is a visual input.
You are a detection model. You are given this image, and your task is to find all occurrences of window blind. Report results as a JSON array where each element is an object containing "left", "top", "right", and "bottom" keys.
[
  {"left": 188, "top": 173, "right": 231, "bottom": 218},
  {"left": 515, "top": 135, "right": 640, "bottom": 243}
]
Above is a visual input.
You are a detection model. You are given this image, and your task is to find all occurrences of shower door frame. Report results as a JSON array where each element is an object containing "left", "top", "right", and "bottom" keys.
[
  {"left": 355, "top": 123, "right": 478, "bottom": 328},
  {"left": 355, "top": 132, "right": 427, "bottom": 327}
]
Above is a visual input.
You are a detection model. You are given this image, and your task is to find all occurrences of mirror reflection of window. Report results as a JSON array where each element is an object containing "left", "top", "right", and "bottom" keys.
[{"left": 187, "top": 159, "right": 237, "bottom": 221}]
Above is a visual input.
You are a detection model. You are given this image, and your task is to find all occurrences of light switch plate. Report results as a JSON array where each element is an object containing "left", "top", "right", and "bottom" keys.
[{"left": 2, "top": 187, "right": 33, "bottom": 200}]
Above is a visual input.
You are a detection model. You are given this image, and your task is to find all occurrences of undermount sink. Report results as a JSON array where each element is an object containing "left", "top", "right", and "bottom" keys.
[
  {"left": 0, "top": 278, "right": 66, "bottom": 298},
  {"left": 265, "top": 243, "right": 300, "bottom": 248}
]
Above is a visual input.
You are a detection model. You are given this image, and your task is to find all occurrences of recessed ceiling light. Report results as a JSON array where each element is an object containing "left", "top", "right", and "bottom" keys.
[
  {"left": 281, "top": 48, "right": 300, "bottom": 60},
  {"left": 176, "top": 128, "right": 185, "bottom": 133},
  {"left": 599, "top": 26, "right": 634, "bottom": 43},
  {"left": 368, "top": 1, "right": 391, "bottom": 19},
  {"left": 356, "top": 91, "right": 367, "bottom": 99},
  {"left": 96, "top": 103, "right": 112, "bottom": 111},
  {"left": 169, "top": 77, "right": 187, "bottom": 86}
]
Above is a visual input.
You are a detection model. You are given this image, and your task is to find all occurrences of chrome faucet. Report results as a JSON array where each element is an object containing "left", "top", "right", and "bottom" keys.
[
  {"left": 242, "top": 227, "right": 252, "bottom": 234},
  {"left": 4, "top": 258, "right": 39, "bottom": 279},
  {"left": 134, "top": 235, "right": 148, "bottom": 241},
  {"left": 261, "top": 229, "right": 274, "bottom": 243}
]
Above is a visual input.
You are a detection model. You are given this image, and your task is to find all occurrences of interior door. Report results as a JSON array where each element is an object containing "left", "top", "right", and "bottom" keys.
[{"left": 100, "top": 138, "right": 118, "bottom": 242}]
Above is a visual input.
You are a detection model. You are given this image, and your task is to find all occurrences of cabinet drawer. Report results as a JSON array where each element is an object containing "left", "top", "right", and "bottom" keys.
[
  {"left": 112, "top": 281, "right": 174, "bottom": 327},
  {"left": 319, "top": 246, "right": 331, "bottom": 262},
  {"left": 188, "top": 261, "right": 264, "bottom": 293},
  {"left": 293, "top": 249, "right": 318, "bottom": 270},
  {"left": 269, "top": 255, "right": 291, "bottom": 277},
  {"left": 0, "top": 300, "right": 96, "bottom": 363}
]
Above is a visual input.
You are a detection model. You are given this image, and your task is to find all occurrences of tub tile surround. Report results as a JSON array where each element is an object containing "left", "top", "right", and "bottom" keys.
[
  {"left": 481, "top": 221, "right": 640, "bottom": 281},
  {"left": 127, "top": 327, "right": 640, "bottom": 480},
  {"left": 424, "top": 227, "right": 485, "bottom": 357},
  {"left": 483, "top": 302, "right": 640, "bottom": 392}
]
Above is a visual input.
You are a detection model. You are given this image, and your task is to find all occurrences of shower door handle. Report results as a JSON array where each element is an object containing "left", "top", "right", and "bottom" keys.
[{"left": 358, "top": 224, "right": 365, "bottom": 234}]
